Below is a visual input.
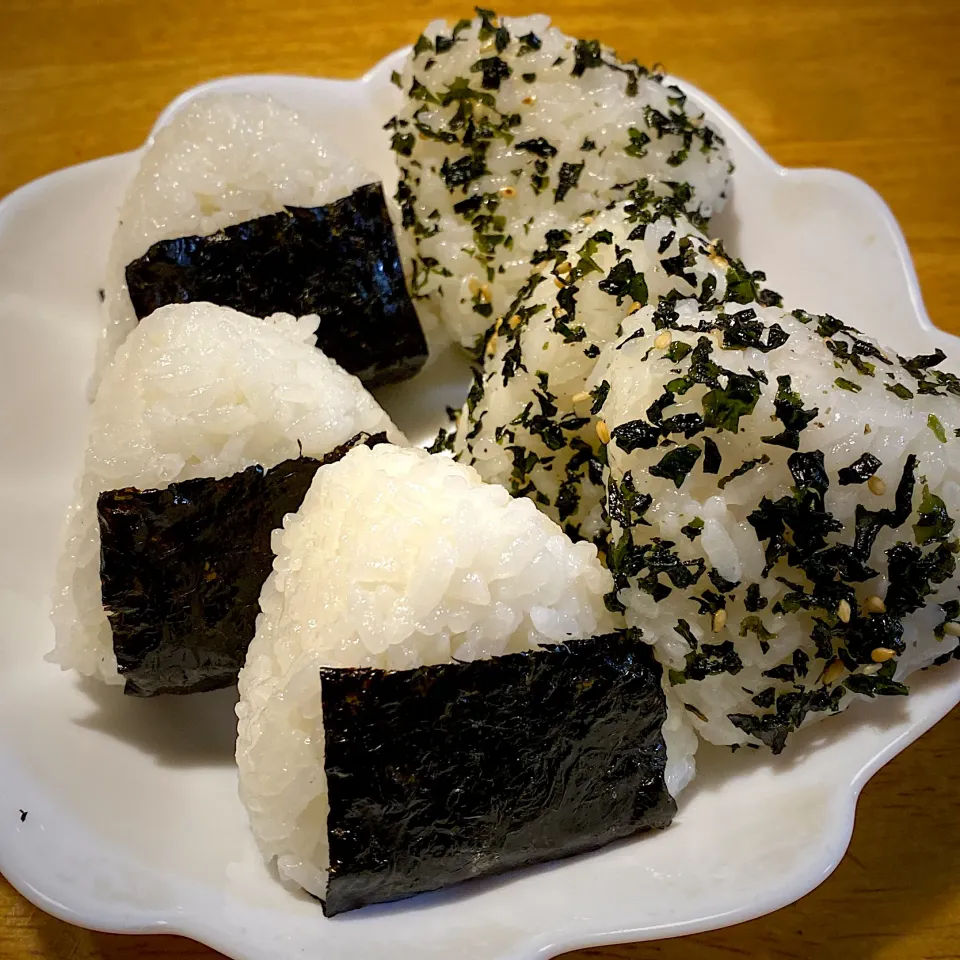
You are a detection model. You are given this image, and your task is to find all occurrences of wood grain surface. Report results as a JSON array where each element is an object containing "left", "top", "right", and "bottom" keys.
[{"left": 2, "top": 0, "right": 959, "bottom": 958}]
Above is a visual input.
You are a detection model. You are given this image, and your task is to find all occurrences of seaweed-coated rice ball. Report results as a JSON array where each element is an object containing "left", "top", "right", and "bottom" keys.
[
  {"left": 389, "top": 10, "right": 732, "bottom": 349},
  {"left": 452, "top": 183, "right": 778, "bottom": 543},
  {"left": 591, "top": 298, "right": 960, "bottom": 753}
]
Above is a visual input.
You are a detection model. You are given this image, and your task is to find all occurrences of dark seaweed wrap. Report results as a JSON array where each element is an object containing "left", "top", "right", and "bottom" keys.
[
  {"left": 124, "top": 183, "right": 427, "bottom": 388},
  {"left": 98, "top": 432, "right": 387, "bottom": 697},
  {"left": 319, "top": 630, "right": 675, "bottom": 916}
]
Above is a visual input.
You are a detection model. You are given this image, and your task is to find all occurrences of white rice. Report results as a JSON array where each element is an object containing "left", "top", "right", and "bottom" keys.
[
  {"left": 50, "top": 302, "right": 402, "bottom": 685},
  {"left": 453, "top": 189, "right": 773, "bottom": 540},
  {"left": 390, "top": 12, "right": 732, "bottom": 349},
  {"left": 591, "top": 298, "right": 960, "bottom": 750},
  {"left": 96, "top": 93, "right": 375, "bottom": 387},
  {"left": 236, "top": 443, "right": 682, "bottom": 899}
]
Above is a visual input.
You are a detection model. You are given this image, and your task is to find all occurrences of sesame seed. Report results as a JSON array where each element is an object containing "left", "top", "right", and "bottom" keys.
[
  {"left": 596, "top": 420, "right": 611, "bottom": 444},
  {"left": 654, "top": 330, "right": 673, "bottom": 350},
  {"left": 627, "top": 301, "right": 642, "bottom": 315},
  {"left": 478, "top": 283, "right": 492, "bottom": 304},
  {"left": 468, "top": 277, "right": 481, "bottom": 296},
  {"left": 821, "top": 658, "right": 845, "bottom": 686},
  {"left": 864, "top": 424, "right": 872, "bottom": 434},
  {"left": 499, "top": 186, "right": 517, "bottom": 198},
  {"left": 871, "top": 647, "right": 896, "bottom": 663},
  {"left": 863, "top": 595, "right": 886, "bottom": 614},
  {"left": 522, "top": 95, "right": 536, "bottom": 105},
  {"left": 556, "top": 261, "right": 572, "bottom": 275},
  {"left": 508, "top": 314, "right": 521, "bottom": 329},
  {"left": 571, "top": 391, "right": 590, "bottom": 404},
  {"left": 867, "top": 475, "right": 886, "bottom": 496},
  {"left": 837, "top": 599, "right": 852, "bottom": 624},
  {"left": 582, "top": 215, "right": 594, "bottom": 224},
  {"left": 861, "top": 663, "right": 882, "bottom": 676},
  {"left": 943, "top": 622, "right": 960, "bottom": 637},
  {"left": 485, "top": 332, "right": 499, "bottom": 358},
  {"left": 554, "top": 277, "right": 565, "bottom": 289},
  {"left": 712, "top": 609, "right": 727, "bottom": 632},
  {"left": 553, "top": 305, "right": 564, "bottom": 319}
]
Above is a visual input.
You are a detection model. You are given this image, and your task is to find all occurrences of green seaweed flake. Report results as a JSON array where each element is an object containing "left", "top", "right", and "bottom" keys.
[
  {"left": 718, "top": 455, "right": 770, "bottom": 490},
  {"left": 589, "top": 380, "right": 610, "bottom": 414},
  {"left": 886, "top": 382, "right": 914, "bottom": 400},
  {"left": 571, "top": 38, "right": 605, "bottom": 76},
  {"left": 928, "top": 414, "right": 948, "bottom": 443},
  {"left": 390, "top": 131, "right": 416, "bottom": 156},
  {"left": 762, "top": 375, "right": 819, "bottom": 450},
  {"left": 682, "top": 640, "right": 743, "bottom": 682},
  {"left": 702, "top": 373, "right": 762, "bottom": 433},
  {"left": 516, "top": 137, "right": 558, "bottom": 158},
  {"left": 837, "top": 453, "right": 881, "bottom": 486},
  {"left": 649, "top": 444, "right": 702, "bottom": 488},
  {"left": 625, "top": 127, "right": 651, "bottom": 159},
  {"left": 739, "top": 615, "right": 776, "bottom": 654},
  {"left": 471, "top": 56, "right": 512, "bottom": 90},
  {"left": 440, "top": 154, "right": 488, "bottom": 191},
  {"left": 598, "top": 258, "right": 649, "bottom": 306},
  {"left": 681, "top": 517, "right": 704, "bottom": 541},
  {"left": 913, "top": 486, "right": 955, "bottom": 545},
  {"left": 554, "top": 162, "right": 585, "bottom": 203},
  {"left": 517, "top": 31, "right": 542, "bottom": 54},
  {"left": 476, "top": 7, "right": 510, "bottom": 52}
]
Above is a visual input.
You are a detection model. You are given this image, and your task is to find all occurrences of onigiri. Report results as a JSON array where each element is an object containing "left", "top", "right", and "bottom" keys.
[
  {"left": 389, "top": 10, "right": 732, "bottom": 349},
  {"left": 51, "top": 302, "right": 402, "bottom": 687},
  {"left": 590, "top": 298, "right": 960, "bottom": 751},
  {"left": 237, "top": 443, "right": 697, "bottom": 903}
]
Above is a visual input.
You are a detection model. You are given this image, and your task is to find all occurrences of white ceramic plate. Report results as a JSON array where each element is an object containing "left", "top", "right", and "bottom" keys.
[{"left": 0, "top": 47, "right": 958, "bottom": 960}]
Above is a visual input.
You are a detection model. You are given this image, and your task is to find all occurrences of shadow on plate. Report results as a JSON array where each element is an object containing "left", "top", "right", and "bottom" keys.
[
  {"left": 372, "top": 342, "right": 473, "bottom": 445},
  {"left": 710, "top": 194, "right": 746, "bottom": 260},
  {"left": 73, "top": 676, "right": 239, "bottom": 768}
]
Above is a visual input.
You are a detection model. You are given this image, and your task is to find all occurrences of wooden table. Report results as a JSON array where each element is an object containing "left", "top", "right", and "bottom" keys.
[{"left": 2, "top": 0, "right": 958, "bottom": 957}]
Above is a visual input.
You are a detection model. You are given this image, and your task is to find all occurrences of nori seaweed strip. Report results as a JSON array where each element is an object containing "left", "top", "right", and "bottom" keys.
[
  {"left": 99, "top": 432, "right": 387, "bottom": 697},
  {"left": 320, "top": 630, "right": 675, "bottom": 916},
  {"left": 124, "top": 183, "right": 427, "bottom": 389}
]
